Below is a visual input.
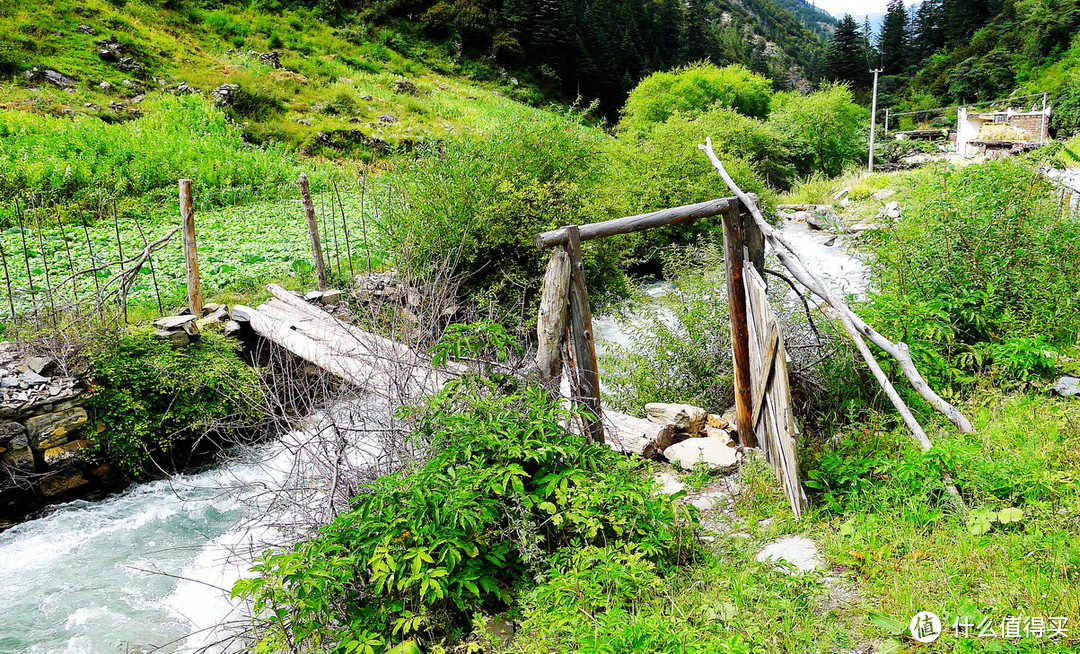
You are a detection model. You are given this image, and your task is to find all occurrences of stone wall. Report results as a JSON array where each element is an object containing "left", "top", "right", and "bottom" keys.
[{"left": 0, "top": 347, "right": 122, "bottom": 522}]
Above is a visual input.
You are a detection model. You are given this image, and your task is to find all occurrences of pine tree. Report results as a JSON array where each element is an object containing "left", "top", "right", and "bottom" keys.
[
  {"left": 825, "top": 15, "right": 870, "bottom": 88},
  {"left": 911, "top": 0, "right": 945, "bottom": 64},
  {"left": 878, "top": 0, "right": 909, "bottom": 74}
]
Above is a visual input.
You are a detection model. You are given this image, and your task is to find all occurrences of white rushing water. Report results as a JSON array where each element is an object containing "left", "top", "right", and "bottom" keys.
[
  {"left": 591, "top": 220, "right": 870, "bottom": 350},
  {"left": 0, "top": 399, "right": 390, "bottom": 654}
]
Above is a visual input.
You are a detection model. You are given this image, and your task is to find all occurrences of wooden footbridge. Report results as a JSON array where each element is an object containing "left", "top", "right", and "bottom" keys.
[
  {"left": 225, "top": 142, "right": 977, "bottom": 519},
  {"left": 232, "top": 285, "right": 675, "bottom": 459}
]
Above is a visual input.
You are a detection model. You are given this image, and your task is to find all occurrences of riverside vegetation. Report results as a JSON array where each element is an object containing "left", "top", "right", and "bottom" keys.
[{"left": 1, "top": 1, "right": 1080, "bottom": 652}]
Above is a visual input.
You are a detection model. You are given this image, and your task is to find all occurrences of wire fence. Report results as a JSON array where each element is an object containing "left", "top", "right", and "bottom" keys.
[{"left": 0, "top": 175, "right": 393, "bottom": 343}]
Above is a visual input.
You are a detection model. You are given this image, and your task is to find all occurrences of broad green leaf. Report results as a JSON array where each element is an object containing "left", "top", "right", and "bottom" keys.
[{"left": 868, "top": 612, "right": 906, "bottom": 636}]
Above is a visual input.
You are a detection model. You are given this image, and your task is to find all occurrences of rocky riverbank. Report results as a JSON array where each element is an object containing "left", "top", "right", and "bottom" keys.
[{"left": 0, "top": 345, "right": 125, "bottom": 525}]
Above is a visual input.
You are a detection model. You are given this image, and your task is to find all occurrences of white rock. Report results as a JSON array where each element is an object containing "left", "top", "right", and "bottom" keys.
[
  {"left": 663, "top": 438, "right": 738, "bottom": 470},
  {"left": 755, "top": 536, "right": 822, "bottom": 574},
  {"left": 652, "top": 469, "right": 685, "bottom": 495}
]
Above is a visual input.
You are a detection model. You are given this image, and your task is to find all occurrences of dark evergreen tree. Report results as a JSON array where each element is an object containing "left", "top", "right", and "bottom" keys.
[
  {"left": 943, "top": 0, "right": 990, "bottom": 47},
  {"left": 911, "top": 0, "right": 945, "bottom": 64},
  {"left": 825, "top": 15, "right": 870, "bottom": 88},
  {"left": 878, "top": 0, "right": 909, "bottom": 74}
]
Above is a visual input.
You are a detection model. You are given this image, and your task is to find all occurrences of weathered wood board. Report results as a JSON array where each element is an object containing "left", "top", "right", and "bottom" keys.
[{"left": 744, "top": 266, "right": 806, "bottom": 517}]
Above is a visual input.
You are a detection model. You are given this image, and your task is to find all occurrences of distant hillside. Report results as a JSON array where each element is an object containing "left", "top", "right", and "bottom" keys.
[
  {"left": 772, "top": 0, "right": 838, "bottom": 38},
  {"left": 0, "top": 0, "right": 836, "bottom": 142}
]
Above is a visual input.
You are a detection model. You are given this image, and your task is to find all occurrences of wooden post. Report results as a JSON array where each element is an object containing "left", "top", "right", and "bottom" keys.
[
  {"left": 179, "top": 179, "right": 203, "bottom": 315},
  {"left": 740, "top": 199, "right": 765, "bottom": 277},
  {"left": 563, "top": 226, "right": 604, "bottom": 444},
  {"left": 536, "top": 249, "right": 571, "bottom": 382},
  {"left": 299, "top": 173, "right": 328, "bottom": 290},
  {"left": 722, "top": 200, "right": 756, "bottom": 448}
]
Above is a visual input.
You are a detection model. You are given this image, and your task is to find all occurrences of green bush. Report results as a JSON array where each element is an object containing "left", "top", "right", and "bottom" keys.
[
  {"left": 234, "top": 324, "right": 695, "bottom": 652},
  {"left": 768, "top": 84, "right": 866, "bottom": 178},
  {"left": 607, "top": 109, "right": 778, "bottom": 261},
  {"left": 85, "top": 326, "right": 263, "bottom": 476},
  {"left": 862, "top": 160, "right": 1080, "bottom": 388},
  {"left": 382, "top": 111, "right": 628, "bottom": 333},
  {"left": 619, "top": 63, "right": 774, "bottom": 138},
  {"left": 603, "top": 252, "right": 735, "bottom": 416}
]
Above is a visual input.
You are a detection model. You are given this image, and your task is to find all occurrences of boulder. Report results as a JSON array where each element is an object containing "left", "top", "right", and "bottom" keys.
[
  {"left": 223, "top": 320, "right": 242, "bottom": 336},
  {"left": 377, "top": 113, "right": 398, "bottom": 124},
  {"left": 391, "top": 79, "right": 418, "bottom": 95},
  {"left": 212, "top": 83, "right": 240, "bottom": 106},
  {"left": 25, "top": 356, "right": 57, "bottom": 375},
  {"left": 27, "top": 407, "right": 88, "bottom": 450},
  {"left": 1052, "top": 376, "right": 1080, "bottom": 398},
  {"left": 849, "top": 222, "right": 885, "bottom": 233},
  {"left": 652, "top": 469, "right": 685, "bottom": 495},
  {"left": 39, "top": 470, "right": 89, "bottom": 497},
  {"left": 20, "top": 370, "right": 49, "bottom": 385},
  {"left": 98, "top": 81, "right": 112, "bottom": 91},
  {"left": 0, "top": 421, "right": 25, "bottom": 446},
  {"left": 663, "top": 438, "right": 739, "bottom": 471},
  {"left": 320, "top": 289, "right": 343, "bottom": 304},
  {"left": 880, "top": 200, "right": 902, "bottom": 220},
  {"left": 153, "top": 329, "right": 189, "bottom": 348},
  {"left": 832, "top": 187, "right": 850, "bottom": 201},
  {"left": 154, "top": 314, "right": 198, "bottom": 330},
  {"left": 755, "top": 536, "right": 822, "bottom": 574},
  {"left": 43, "top": 439, "right": 94, "bottom": 468},
  {"left": 1, "top": 443, "right": 35, "bottom": 472},
  {"left": 645, "top": 403, "right": 707, "bottom": 433},
  {"left": 78, "top": 24, "right": 97, "bottom": 35}
]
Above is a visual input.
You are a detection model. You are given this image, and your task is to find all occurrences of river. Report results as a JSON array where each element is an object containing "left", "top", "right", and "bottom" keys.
[{"left": 0, "top": 220, "right": 867, "bottom": 653}]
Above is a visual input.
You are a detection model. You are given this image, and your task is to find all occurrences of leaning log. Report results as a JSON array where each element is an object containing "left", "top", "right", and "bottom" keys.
[{"left": 699, "top": 138, "right": 974, "bottom": 439}]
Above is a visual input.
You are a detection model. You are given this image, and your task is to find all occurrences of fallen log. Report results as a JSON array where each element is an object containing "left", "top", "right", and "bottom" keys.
[{"left": 604, "top": 410, "right": 677, "bottom": 459}]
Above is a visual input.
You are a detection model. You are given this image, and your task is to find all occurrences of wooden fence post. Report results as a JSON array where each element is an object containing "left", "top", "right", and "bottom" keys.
[
  {"left": 564, "top": 225, "right": 604, "bottom": 444},
  {"left": 299, "top": 173, "right": 329, "bottom": 290},
  {"left": 722, "top": 199, "right": 757, "bottom": 448},
  {"left": 536, "top": 249, "right": 571, "bottom": 383},
  {"left": 179, "top": 179, "right": 203, "bottom": 316}
]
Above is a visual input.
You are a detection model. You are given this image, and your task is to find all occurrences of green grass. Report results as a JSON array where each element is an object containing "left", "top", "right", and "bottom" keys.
[{"left": 0, "top": 0, "right": 545, "bottom": 154}]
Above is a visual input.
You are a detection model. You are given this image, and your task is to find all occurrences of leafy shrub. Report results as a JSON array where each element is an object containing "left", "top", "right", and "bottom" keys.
[
  {"left": 85, "top": 326, "right": 263, "bottom": 476},
  {"left": 768, "top": 84, "right": 866, "bottom": 178},
  {"left": 234, "top": 324, "right": 696, "bottom": 651},
  {"left": 619, "top": 63, "right": 774, "bottom": 138},
  {"left": 603, "top": 254, "right": 735, "bottom": 416},
  {"left": 863, "top": 160, "right": 1080, "bottom": 387},
  {"left": 381, "top": 112, "right": 628, "bottom": 333}
]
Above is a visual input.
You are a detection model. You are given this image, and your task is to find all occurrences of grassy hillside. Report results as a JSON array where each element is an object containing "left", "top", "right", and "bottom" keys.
[{"left": 0, "top": 0, "right": 540, "bottom": 154}]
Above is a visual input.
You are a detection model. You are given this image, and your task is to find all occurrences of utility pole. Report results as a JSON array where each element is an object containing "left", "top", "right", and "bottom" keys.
[{"left": 868, "top": 68, "right": 883, "bottom": 173}]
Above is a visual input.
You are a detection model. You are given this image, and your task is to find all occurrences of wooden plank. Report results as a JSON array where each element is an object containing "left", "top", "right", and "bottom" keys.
[
  {"left": 722, "top": 200, "right": 756, "bottom": 448},
  {"left": 299, "top": 173, "right": 328, "bottom": 291},
  {"left": 179, "top": 179, "right": 202, "bottom": 315},
  {"left": 536, "top": 249, "right": 571, "bottom": 382},
  {"left": 536, "top": 197, "right": 735, "bottom": 248},
  {"left": 750, "top": 322, "right": 780, "bottom": 429},
  {"left": 564, "top": 225, "right": 604, "bottom": 444},
  {"left": 741, "top": 199, "right": 766, "bottom": 277},
  {"left": 744, "top": 266, "right": 805, "bottom": 517}
]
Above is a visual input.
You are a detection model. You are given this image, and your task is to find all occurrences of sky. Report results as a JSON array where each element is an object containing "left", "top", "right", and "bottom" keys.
[{"left": 809, "top": 0, "right": 914, "bottom": 17}]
